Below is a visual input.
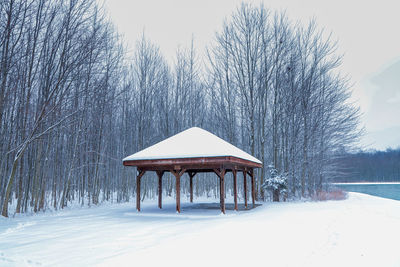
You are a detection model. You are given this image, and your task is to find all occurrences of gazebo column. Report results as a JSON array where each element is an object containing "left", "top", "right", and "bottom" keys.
[
  {"left": 219, "top": 175, "right": 222, "bottom": 202},
  {"left": 250, "top": 169, "right": 255, "bottom": 208},
  {"left": 171, "top": 169, "right": 186, "bottom": 213},
  {"left": 188, "top": 172, "right": 196, "bottom": 203},
  {"left": 136, "top": 170, "right": 146, "bottom": 212},
  {"left": 221, "top": 172, "right": 225, "bottom": 214},
  {"left": 233, "top": 169, "right": 238, "bottom": 211},
  {"left": 214, "top": 168, "right": 226, "bottom": 214},
  {"left": 243, "top": 170, "right": 248, "bottom": 209},
  {"left": 156, "top": 171, "right": 164, "bottom": 209}
]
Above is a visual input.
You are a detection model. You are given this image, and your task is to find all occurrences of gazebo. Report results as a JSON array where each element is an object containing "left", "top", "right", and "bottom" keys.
[{"left": 123, "top": 127, "right": 262, "bottom": 214}]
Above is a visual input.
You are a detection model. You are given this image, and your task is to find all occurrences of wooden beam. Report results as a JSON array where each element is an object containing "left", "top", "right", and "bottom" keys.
[
  {"left": 233, "top": 169, "right": 238, "bottom": 211},
  {"left": 243, "top": 170, "right": 248, "bottom": 209},
  {"left": 123, "top": 156, "right": 263, "bottom": 169},
  {"left": 156, "top": 171, "right": 164, "bottom": 209},
  {"left": 188, "top": 172, "right": 196, "bottom": 203},
  {"left": 171, "top": 169, "right": 186, "bottom": 213},
  {"left": 134, "top": 165, "right": 255, "bottom": 173},
  {"left": 213, "top": 168, "right": 222, "bottom": 178},
  {"left": 179, "top": 168, "right": 186, "bottom": 177},
  {"left": 136, "top": 170, "right": 146, "bottom": 212},
  {"left": 250, "top": 168, "right": 255, "bottom": 208}
]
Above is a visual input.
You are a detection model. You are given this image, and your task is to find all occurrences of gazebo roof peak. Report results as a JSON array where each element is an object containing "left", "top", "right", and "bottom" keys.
[{"left": 123, "top": 127, "right": 262, "bottom": 164}]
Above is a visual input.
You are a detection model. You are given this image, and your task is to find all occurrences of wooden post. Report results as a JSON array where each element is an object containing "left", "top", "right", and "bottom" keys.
[
  {"left": 219, "top": 174, "right": 222, "bottom": 204},
  {"left": 176, "top": 175, "right": 180, "bottom": 212},
  {"left": 250, "top": 169, "right": 255, "bottom": 208},
  {"left": 156, "top": 171, "right": 164, "bottom": 209},
  {"left": 188, "top": 172, "right": 196, "bottom": 203},
  {"left": 213, "top": 168, "right": 226, "bottom": 214},
  {"left": 220, "top": 170, "right": 225, "bottom": 214},
  {"left": 190, "top": 176, "right": 193, "bottom": 203},
  {"left": 171, "top": 169, "right": 186, "bottom": 213},
  {"left": 243, "top": 170, "right": 248, "bottom": 209},
  {"left": 136, "top": 170, "right": 145, "bottom": 212},
  {"left": 233, "top": 169, "right": 238, "bottom": 211},
  {"left": 136, "top": 175, "right": 140, "bottom": 211}
]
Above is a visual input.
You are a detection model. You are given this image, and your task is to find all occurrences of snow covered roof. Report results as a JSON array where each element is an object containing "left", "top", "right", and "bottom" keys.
[{"left": 123, "top": 127, "right": 262, "bottom": 165}]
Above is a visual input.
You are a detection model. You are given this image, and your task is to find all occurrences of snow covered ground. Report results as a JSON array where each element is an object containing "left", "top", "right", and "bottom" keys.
[{"left": 1, "top": 193, "right": 400, "bottom": 267}]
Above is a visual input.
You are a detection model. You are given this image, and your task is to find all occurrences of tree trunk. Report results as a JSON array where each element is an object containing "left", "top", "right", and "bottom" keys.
[
  {"left": 1, "top": 156, "right": 19, "bottom": 217},
  {"left": 273, "top": 189, "right": 280, "bottom": 202}
]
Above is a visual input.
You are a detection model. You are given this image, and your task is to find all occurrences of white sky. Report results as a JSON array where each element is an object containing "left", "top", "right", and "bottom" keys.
[{"left": 104, "top": 0, "right": 400, "bottom": 150}]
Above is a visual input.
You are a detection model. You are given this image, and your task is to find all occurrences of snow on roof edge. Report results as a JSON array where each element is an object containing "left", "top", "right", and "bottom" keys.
[{"left": 123, "top": 154, "right": 262, "bottom": 164}]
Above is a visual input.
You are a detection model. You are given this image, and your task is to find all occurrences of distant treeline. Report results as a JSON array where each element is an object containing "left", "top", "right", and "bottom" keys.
[{"left": 335, "top": 148, "right": 400, "bottom": 182}]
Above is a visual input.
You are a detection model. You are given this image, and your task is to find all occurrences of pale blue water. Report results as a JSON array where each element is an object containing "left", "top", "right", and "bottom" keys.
[{"left": 335, "top": 183, "right": 400, "bottom": 201}]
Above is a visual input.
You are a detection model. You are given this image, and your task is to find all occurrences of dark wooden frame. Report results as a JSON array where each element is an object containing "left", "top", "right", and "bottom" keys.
[{"left": 123, "top": 156, "right": 262, "bottom": 214}]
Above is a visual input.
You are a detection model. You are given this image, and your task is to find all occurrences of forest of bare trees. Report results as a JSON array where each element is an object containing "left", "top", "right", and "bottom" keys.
[{"left": 0, "top": 1, "right": 361, "bottom": 217}]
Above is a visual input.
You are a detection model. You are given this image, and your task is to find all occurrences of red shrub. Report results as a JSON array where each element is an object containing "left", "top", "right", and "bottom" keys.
[{"left": 313, "top": 190, "right": 347, "bottom": 201}]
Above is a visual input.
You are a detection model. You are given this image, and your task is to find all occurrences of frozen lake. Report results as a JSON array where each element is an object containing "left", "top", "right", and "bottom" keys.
[{"left": 335, "top": 183, "right": 400, "bottom": 200}]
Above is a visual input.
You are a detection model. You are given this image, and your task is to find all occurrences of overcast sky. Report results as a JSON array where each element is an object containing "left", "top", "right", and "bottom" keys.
[{"left": 103, "top": 0, "right": 400, "bottom": 151}]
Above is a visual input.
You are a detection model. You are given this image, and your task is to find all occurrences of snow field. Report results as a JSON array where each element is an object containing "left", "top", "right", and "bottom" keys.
[{"left": 1, "top": 193, "right": 400, "bottom": 267}]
